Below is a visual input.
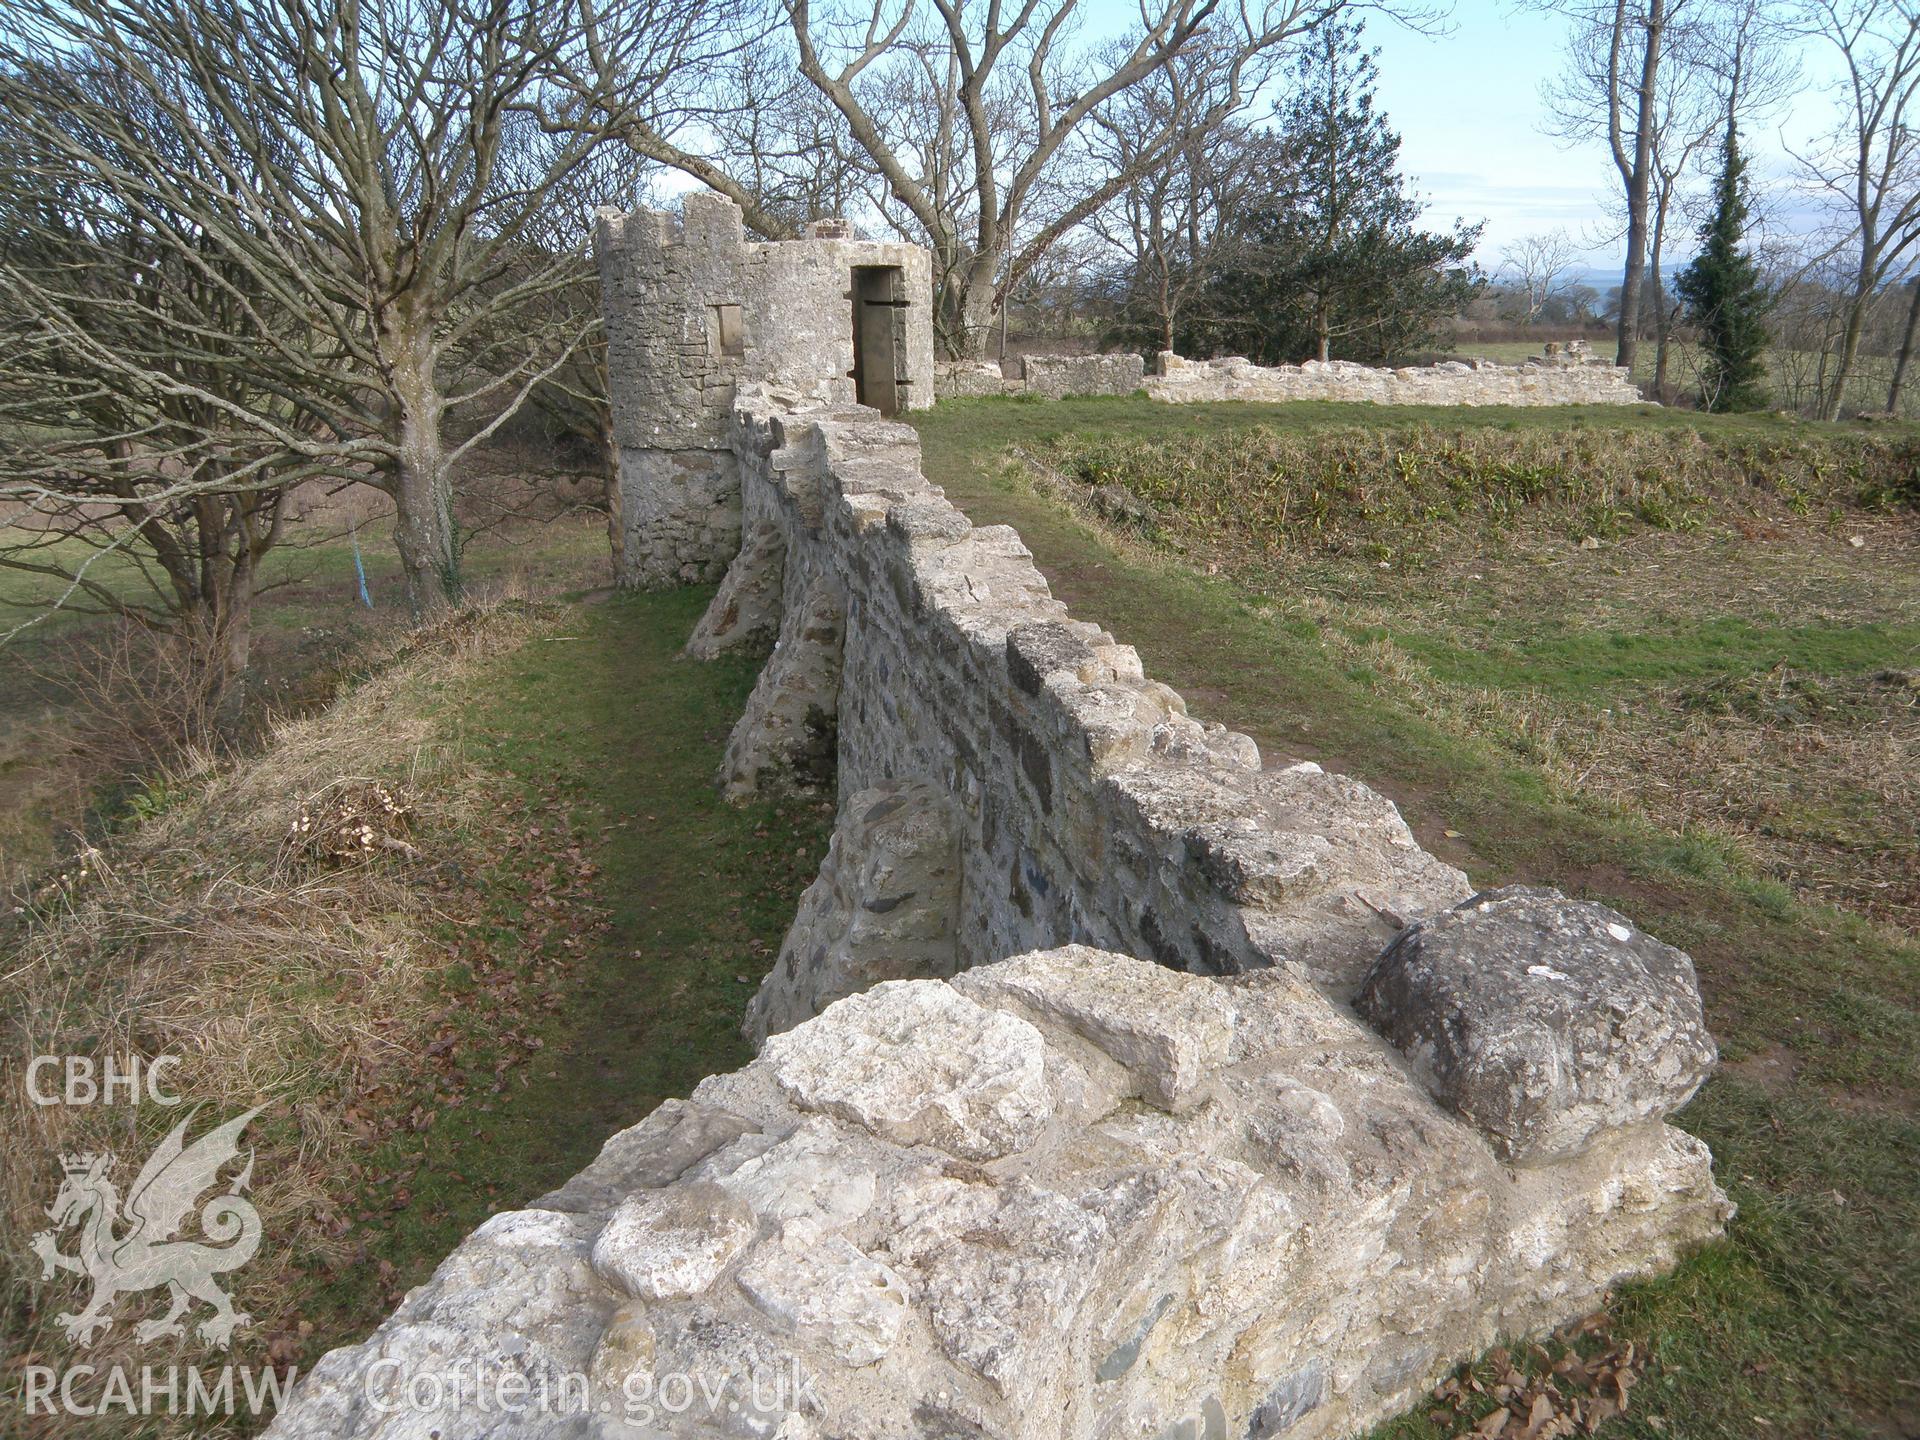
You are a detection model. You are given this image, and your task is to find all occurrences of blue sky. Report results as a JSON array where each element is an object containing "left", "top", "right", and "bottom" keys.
[
  {"left": 1369, "top": 1, "right": 1637, "bottom": 264},
  {"left": 1081, "top": 0, "right": 1839, "bottom": 275},
  {"left": 1352, "top": 0, "right": 1833, "bottom": 271}
]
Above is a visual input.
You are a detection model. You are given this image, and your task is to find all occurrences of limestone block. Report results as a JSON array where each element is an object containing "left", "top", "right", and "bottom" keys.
[
  {"left": 686, "top": 518, "right": 785, "bottom": 658},
  {"left": 935, "top": 359, "right": 1008, "bottom": 398},
  {"left": 759, "top": 980, "right": 1053, "bottom": 1159},
  {"left": 1355, "top": 885, "right": 1718, "bottom": 1161},
  {"left": 745, "top": 780, "right": 962, "bottom": 1046},
  {"left": 263, "top": 1209, "right": 616, "bottom": 1439},
  {"left": 953, "top": 945, "right": 1234, "bottom": 1112},
  {"left": 710, "top": 1118, "right": 878, "bottom": 1241},
  {"left": 1018, "top": 352, "right": 1147, "bottom": 399},
  {"left": 591, "top": 1181, "right": 759, "bottom": 1300},
  {"left": 736, "top": 1235, "right": 912, "bottom": 1366},
  {"left": 535, "top": 1099, "right": 758, "bottom": 1214},
  {"left": 269, "top": 950, "right": 1729, "bottom": 1440},
  {"left": 897, "top": 1176, "right": 1112, "bottom": 1407}
]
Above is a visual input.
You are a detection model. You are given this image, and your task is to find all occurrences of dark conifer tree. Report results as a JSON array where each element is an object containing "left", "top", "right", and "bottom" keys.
[
  {"left": 1676, "top": 118, "right": 1771, "bottom": 412},
  {"left": 1208, "top": 20, "right": 1482, "bottom": 365}
]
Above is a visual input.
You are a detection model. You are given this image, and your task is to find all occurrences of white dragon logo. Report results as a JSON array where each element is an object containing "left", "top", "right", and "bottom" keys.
[{"left": 30, "top": 1105, "right": 264, "bottom": 1349}]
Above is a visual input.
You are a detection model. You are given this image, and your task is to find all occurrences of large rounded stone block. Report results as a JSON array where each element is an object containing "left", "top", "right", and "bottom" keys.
[{"left": 1355, "top": 886, "right": 1717, "bottom": 1162}]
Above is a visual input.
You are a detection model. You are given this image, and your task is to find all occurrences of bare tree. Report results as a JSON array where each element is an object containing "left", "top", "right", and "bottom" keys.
[
  {"left": 612, "top": 0, "right": 1381, "bottom": 356},
  {"left": 1538, "top": 0, "right": 1794, "bottom": 387},
  {"left": 1890, "top": 273, "right": 1920, "bottom": 412},
  {"left": 1535, "top": 0, "right": 1699, "bottom": 370},
  {"left": 0, "top": 59, "right": 343, "bottom": 673},
  {"left": 1498, "top": 230, "right": 1583, "bottom": 323},
  {"left": 1085, "top": 58, "right": 1283, "bottom": 355},
  {"left": 1650, "top": 1, "right": 1794, "bottom": 395},
  {"left": 1, "top": 0, "right": 733, "bottom": 617},
  {"left": 1791, "top": 0, "right": 1920, "bottom": 419}
]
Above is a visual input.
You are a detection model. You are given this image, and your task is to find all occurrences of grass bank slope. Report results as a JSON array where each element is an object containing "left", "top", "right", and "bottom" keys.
[
  {"left": 915, "top": 396, "right": 1920, "bottom": 1440},
  {"left": 1, "top": 590, "right": 827, "bottom": 1436}
]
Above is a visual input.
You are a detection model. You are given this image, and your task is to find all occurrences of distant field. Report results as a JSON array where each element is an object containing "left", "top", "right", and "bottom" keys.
[
  {"left": 1459, "top": 337, "right": 1916, "bottom": 419},
  {"left": 0, "top": 506, "right": 612, "bottom": 889}
]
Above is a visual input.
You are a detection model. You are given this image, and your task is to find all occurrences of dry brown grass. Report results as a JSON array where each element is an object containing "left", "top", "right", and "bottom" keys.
[{"left": 0, "top": 601, "right": 550, "bottom": 1435}]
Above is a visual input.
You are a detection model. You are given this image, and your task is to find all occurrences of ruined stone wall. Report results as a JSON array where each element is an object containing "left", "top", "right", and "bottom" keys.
[
  {"left": 934, "top": 348, "right": 1639, "bottom": 406},
  {"left": 266, "top": 224, "right": 1725, "bottom": 1440},
  {"left": 269, "top": 945, "right": 1726, "bottom": 1440},
  {"left": 1146, "top": 350, "right": 1645, "bottom": 406},
  {"left": 718, "top": 392, "right": 1469, "bottom": 997},
  {"left": 1020, "top": 353, "right": 1147, "bottom": 398},
  {"left": 934, "top": 352, "right": 1146, "bottom": 399}
]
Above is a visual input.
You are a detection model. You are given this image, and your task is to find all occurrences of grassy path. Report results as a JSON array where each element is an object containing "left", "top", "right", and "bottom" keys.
[
  {"left": 1, "top": 588, "right": 830, "bottom": 1438},
  {"left": 913, "top": 399, "right": 1920, "bottom": 1440},
  {"left": 298, "top": 588, "right": 831, "bottom": 1369},
  {"left": 444, "top": 588, "right": 828, "bottom": 1192}
]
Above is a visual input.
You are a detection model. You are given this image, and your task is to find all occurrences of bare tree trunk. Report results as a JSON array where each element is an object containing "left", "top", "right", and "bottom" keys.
[
  {"left": 1890, "top": 279, "right": 1920, "bottom": 415},
  {"left": 393, "top": 459, "right": 459, "bottom": 617},
  {"left": 387, "top": 324, "right": 459, "bottom": 615},
  {"left": 1824, "top": 271, "right": 1873, "bottom": 422},
  {"left": 1159, "top": 258, "right": 1175, "bottom": 354},
  {"left": 1617, "top": 0, "right": 1664, "bottom": 373},
  {"left": 218, "top": 544, "right": 254, "bottom": 679},
  {"left": 1650, "top": 191, "right": 1672, "bottom": 402},
  {"left": 946, "top": 256, "right": 1003, "bottom": 360}
]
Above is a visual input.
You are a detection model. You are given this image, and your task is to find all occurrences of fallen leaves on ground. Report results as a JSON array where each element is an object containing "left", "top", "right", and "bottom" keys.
[{"left": 1427, "top": 1311, "right": 1645, "bottom": 1438}]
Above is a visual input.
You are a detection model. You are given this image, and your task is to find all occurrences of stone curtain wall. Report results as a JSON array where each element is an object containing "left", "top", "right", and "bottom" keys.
[
  {"left": 268, "top": 947, "right": 1727, "bottom": 1440},
  {"left": 934, "top": 352, "right": 1147, "bottom": 399},
  {"left": 1146, "top": 350, "right": 1645, "bottom": 406},
  {"left": 715, "top": 392, "right": 1472, "bottom": 998},
  {"left": 268, "top": 384, "right": 1729, "bottom": 1440},
  {"left": 267, "top": 210, "right": 1724, "bottom": 1440}
]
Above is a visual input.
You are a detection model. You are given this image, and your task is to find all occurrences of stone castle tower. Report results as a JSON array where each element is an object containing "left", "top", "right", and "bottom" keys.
[{"left": 595, "top": 191, "right": 935, "bottom": 589}]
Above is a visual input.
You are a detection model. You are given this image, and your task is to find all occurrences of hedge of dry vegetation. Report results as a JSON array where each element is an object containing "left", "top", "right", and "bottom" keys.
[{"left": 1035, "top": 424, "right": 1920, "bottom": 560}]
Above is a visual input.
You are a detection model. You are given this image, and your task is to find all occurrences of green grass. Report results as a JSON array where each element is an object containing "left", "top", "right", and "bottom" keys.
[
  {"left": 2, "top": 585, "right": 831, "bottom": 1435},
  {"left": 429, "top": 588, "right": 829, "bottom": 1188},
  {"left": 912, "top": 395, "right": 1920, "bottom": 1439},
  {"left": 0, "top": 514, "right": 614, "bottom": 889},
  {"left": 291, "top": 587, "right": 832, "bottom": 1350},
  {"left": 1391, "top": 615, "right": 1920, "bottom": 696},
  {"left": 1003, "top": 399, "right": 1920, "bottom": 931},
  {"left": 0, "top": 517, "right": 605, "bottom": 643},
  {"left": 931, "top": 390, "right": 1912, "bottom": 441}
]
